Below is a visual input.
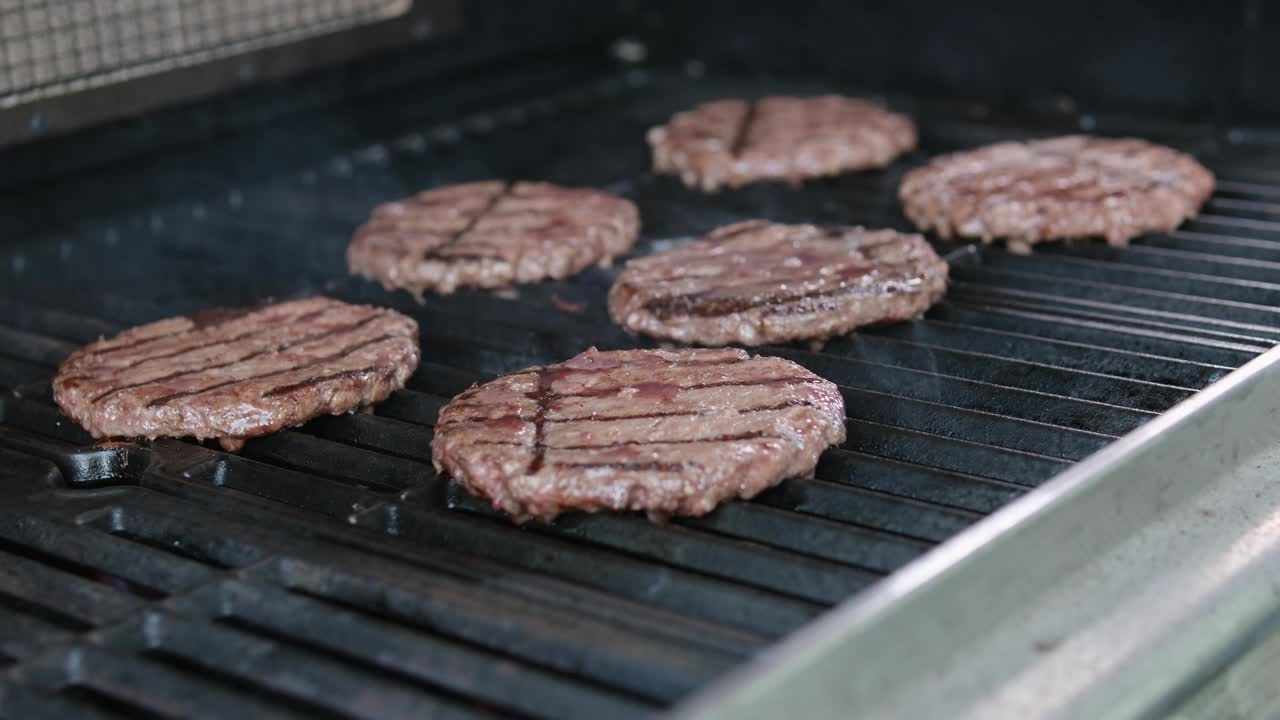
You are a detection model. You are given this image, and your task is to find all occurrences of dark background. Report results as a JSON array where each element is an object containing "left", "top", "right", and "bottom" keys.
[
  {"left": 639, "top": 0, "right": 1274, "bottom": 121},
  {"left": 3, "top": 0, "right": 1279, "bottom": 193}
]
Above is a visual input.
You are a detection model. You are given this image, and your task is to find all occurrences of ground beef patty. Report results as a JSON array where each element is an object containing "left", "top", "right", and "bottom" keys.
[
  {"left": 348, "top": 180, "right": 640, "bottom": 295},
  {"left": 648, "top": 95, "right": 916, "bottom": 191},
  {"left": 53, "top": 297, "right": 419, "bottom": 452},
  {"left": 433, "top": 347, "right": 846, "bottom": 522},
  {"left": 608, "top": 221, "right": 948, "bottom": 347},
  {"left": 899, "top": 135, "right": 1215, "bottom": 253}
]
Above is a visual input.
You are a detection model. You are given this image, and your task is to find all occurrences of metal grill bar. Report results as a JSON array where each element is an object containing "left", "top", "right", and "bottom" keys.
[
  {"left": 121, "top": 475, "right": 782, "bottom": 661},
  {"left": 923, "top": 301, "right": 1266, "bottom": 363},
  {"left": 23, "top": 644, "right": 315, "bottom": 719},
  {"left": 137, "top": 611, "right": 482, "bottom": 719},
  {"left": 185, "top": 581, "right": 654, "bottom": 719},
  {"left": 0, "top": 610, "right": 68, "bottom": 665},
  {"left": 0, "top": 551, "right": 142, "bottom": 628},
  {"left": 809, "top": 451, "right": 1022, "bottom": 513},
  {"left": 950, "top": 266, "right": 1280, "bottom": 327},
  {"left": 0, "top": 514, "right": 213, "bottom": 594}
]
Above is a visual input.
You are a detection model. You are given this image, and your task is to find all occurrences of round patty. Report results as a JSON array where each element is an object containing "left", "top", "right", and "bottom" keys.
[
  {"left": 648, "top": 95, "right": 916, "bottom": 191},
  {"left": 608, "top": 221, "right": 948, "bottom": 347},
  {"left": 53, "top": 297, "right": 419, "bottom": 452},
  {"left": 898, "top": 135, "right": 1215, "bottom": 253},
  {"left": 348, "top": 180, "right": 640, "bottom": 295},
  {"left": 433, "top": 347, "right": 846, "bottom": 522}
]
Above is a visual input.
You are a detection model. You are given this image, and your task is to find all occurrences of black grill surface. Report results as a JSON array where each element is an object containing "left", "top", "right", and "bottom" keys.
[{"left": 2, "top": 63, "right": 1280, "bottom": 718}]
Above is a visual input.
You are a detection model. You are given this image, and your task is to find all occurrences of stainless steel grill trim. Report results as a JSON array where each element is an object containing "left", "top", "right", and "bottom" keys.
[{"left": 672, "top": 344, "right": 1280, "bottom": 720}]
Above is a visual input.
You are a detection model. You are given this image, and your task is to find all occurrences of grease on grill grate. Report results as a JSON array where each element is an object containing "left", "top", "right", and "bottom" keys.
[{"left": 1, "top": 69, "right": 1280, "bottom": 717}]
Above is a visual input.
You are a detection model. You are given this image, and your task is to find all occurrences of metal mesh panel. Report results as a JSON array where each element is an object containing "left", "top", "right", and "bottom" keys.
[{"left": 0, "top": 0, "right": 411, "bottom": 109}]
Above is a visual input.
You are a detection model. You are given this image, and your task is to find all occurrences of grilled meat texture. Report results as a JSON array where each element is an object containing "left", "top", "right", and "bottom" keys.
[
  {"left": 898, "top": 134, "right": 1215, "bottom": 252},
  {"left": 52, "top": 297, "right": 420, "bottom": 451},
  {"left": 433, "top": 347, "right": 846, "bottom": 522},
  {"left": 348, "top": 180, "right": 640, "bottom": 295},
  {"left": 648, "top": 95, "right": 916, "bottom": 191},
  {"left": 608, "top": 221, "right": 948, "bottom": 346}
]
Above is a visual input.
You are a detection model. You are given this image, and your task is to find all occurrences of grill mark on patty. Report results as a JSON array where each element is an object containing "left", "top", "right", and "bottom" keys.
[
  {"left": 188, "top": 304, "right": 268, "bottom": 330},
  {"left": 545, "top": 357, "right": 745, "bottom": 382},
  {"left": 423, "top": 182, "right": 511, "bottom": 260},
  {"left": 624, "top": 229, "right": 895, "bottom": 287},
  {"left": 85, "top": 332, "right": 177, "bottom": 358},
  {"left": 145, "top": 332, "right": 409, "bottom": 407},
  {"left": 436, "top": 414, "right": 524, "bottom": 429},
  {"left": 550, "top": 398, "right": 821, "bottom": 422},
  {"left": 552, "top": 375, "right": 818, "bottom": 400},
  {"left": 708, "top": 222, "right": 770, "bottom": 244},
  {"left": 664, "top": 355, "right": 749, "bottom": 367},
  {"left": 629, "top": 258, "right": 869, "bottom": 292},
  {"left": 439, "top": 409, "right": 704, "bottom": 428},
  {"left": 110, "top": 307, "right": 332, "bottom": 370},
  {"left": 550, "top": 409, "right": 698, "bottom": 423},
  {"left": 86, "top": 303, "right": 315, "bottom": 359},
  {"left": 550, "top": 461, "right": 687, "bottom": 473},
  {"left": 262, "top": 364, "right": 391, "bottom": 397},
  {"left": 549, "top": 431, "right": 781, "bottom": 450},
  {"left": 425, "top": 252, "right": 508, "bottom": 262},
  {"left": 729, "top": 100, "right": 757, "bottom": 158},
  {"left": 442, "top": 400, "right": 823, "bottom": 430},
  {"left": 948, "top": 160, "right": 1172, "bottom": 203},
  {"left": 89, "top": 314, "right": 381, "bottom": 404},
  {"left": 739, "top": 400, "right": 822, "bottom": 413},
  {"left": 525, "top": 367, "right": 553, "bottom": 474},
  {"left": 409, "top": 191, "right": 493, "bottom": 208},
  {"left": 642, "top": 274, "right": 890, "bottom": 319}
]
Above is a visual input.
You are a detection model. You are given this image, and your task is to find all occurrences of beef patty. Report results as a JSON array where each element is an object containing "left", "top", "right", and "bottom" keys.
[
  {"left": 348, "top": 180, "right": 640, "bottom": 295},
  {"left": 608, "top": 221, "right": 948, "bottom": 347},
  {"left": 648, "top": 95, "right": 916, "bottom": 191},
  {"left": 53, "top": 297, "right": 419, "bottom": 451},
  {"left": 899, "top": 135, "right": 1215, "bottom": 253},
  {"left": 432, "top": 347, "right": 846, "bottom": 522}
]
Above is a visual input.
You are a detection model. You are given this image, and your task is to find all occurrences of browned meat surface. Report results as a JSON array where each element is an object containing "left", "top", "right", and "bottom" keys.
[
  {"left": 648, "top": 95, "right": 916, "bottom": 191},
  {"left": 608, "top": 221, "right": 948, "bottom": 346},
  {"left": 432, "top": 347, "right": 846, "bottom": 522},
  {"left": 348, "top": 180, "right": 640, "bottom": 295},
  {"left": 898, "top": 134, "right": 1215, "bottom": 252},
  {"left": 52, "top": 297, "right": 419, "bottom": 451}
]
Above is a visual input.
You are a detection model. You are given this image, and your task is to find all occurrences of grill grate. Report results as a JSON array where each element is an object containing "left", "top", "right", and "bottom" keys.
[
  {"left": 0, "top": 0, "right": 411, "bottom": 109},
  {"left": 2, "top": 64, "right": 1280, "bottom": 717}
]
